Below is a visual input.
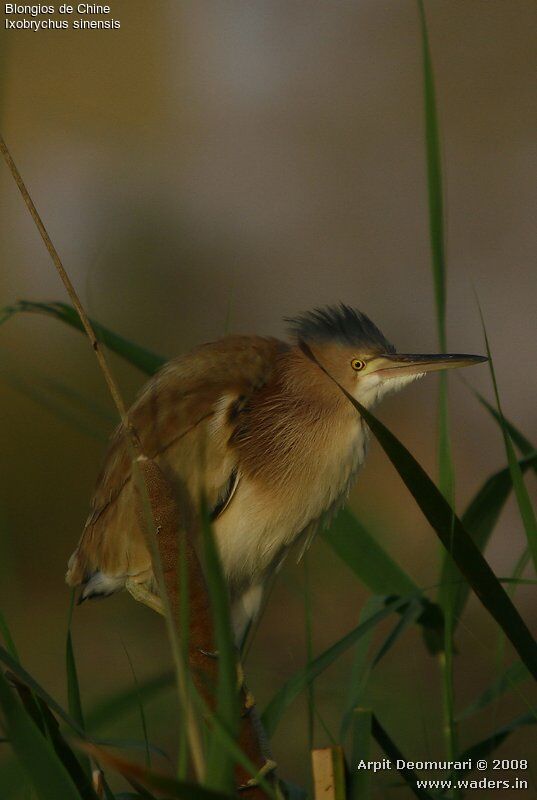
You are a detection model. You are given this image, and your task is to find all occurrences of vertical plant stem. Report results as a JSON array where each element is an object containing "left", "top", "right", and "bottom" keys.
[
  {"left": 350, "top": 708, "right": 372, "bottom": 800},
  {"left": 493, "top": 546, "right": 531, "bottom": 724},
  {"left": 311, "top": 746, "right": 347, "bottom": 800},
  {"left": 304, "top": 553, "right": 315, "bottom": 753},
  {"left": 416, "top": 1, "right": 458, "bottom": 785},
  {"left": 0, "top": 136, "right": 129, "bottom": 427}
]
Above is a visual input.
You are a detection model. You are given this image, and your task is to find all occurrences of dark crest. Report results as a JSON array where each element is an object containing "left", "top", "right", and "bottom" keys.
[{"left": 287, "top": 304, "right": 395, "bottom": 353}]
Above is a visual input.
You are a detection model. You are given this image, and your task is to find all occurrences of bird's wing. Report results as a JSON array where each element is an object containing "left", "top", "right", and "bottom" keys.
[{"left": 67, "top": 335, "right": 284, "bottom": 590}]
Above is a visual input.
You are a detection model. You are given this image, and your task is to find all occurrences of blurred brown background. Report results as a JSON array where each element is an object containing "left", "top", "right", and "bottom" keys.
[{"left": 0, "top": 1, "right": 536, "bottom": 797}]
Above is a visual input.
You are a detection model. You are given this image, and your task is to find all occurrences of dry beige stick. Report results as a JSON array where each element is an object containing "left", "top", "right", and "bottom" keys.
[
  {"left": 0, "top": 135, "right": 130, "bottom": 430},
  {"left": 91, "top": 769, "right": 104, "bottom": 800},
  {"left": 311, "top": 747, "right": 347, "bottom": 800},
  {"left": 0, "top": 133, "right": 206, "bottom": 778}
]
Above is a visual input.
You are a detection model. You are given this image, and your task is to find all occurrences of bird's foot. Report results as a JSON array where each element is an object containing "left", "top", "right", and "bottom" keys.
[
  {"left": 236, "top": 662, "right": 256, "bottom": 712},
  {"left": 238, "top": 758, "right": 278, "bottom": 791},
  {"left": 125, "top": 579, "right": 164, "bottom": 615},
  {"left": 198, "top": 648, "right": 219, "bottom": 658}
]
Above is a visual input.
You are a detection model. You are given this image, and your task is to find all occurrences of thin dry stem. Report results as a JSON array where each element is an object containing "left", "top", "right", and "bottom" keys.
[
  {"left": 0, "top": 133, "right": 205, "bottom": 777},
  {"left": 0, "top": 135, "right": 130, "bottom": 430},
  {"left": 1, "top": 134, "right": 273, "bottom": 793}
]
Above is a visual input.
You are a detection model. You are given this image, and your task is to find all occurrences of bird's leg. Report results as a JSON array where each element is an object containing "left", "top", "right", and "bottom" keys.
[
  {"left": 125, "top": 578, "right": 164, "bottom": 615},
  {"left": 237, "top": 661, "right": 256, "bottom": 712},
  {"left": 237, "top": 758, "right": 278, "bottom": 792},
  {"left": 232, "top": 583, "right": 264, "bottom": 712}
]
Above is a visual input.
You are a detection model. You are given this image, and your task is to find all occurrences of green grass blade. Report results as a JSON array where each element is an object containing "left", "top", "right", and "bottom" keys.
[
  {"left": 262, "top": 594, "right": 410, "bottom": 737},
  {"left": 177, "top": 537, "right": 190, "bottom": 781},
  {"left": 302, "top": 343, "right": 537, "bottom": 681},
  {"left": 122, "top": 645, "right": 151, "bottom": 769},
  {"left": 323, "top": 510, "right": 418, "bottom": 596},
  {"left": 322, "top": 510, "right": 444, "bottom": 652},
  {"left": 371, "top": 597, "right": 422, "bottom": 668},
  {"left": 66, "top": 593, "right": 85, "bottom": 732},
  {"left": 277, "top": 778, "right": 308, "bottom": 800},
  {"left": 417, "top": 0, "right": 458, "bottom": 771},
  {"left": 340, "top": 597, "right": 421, "bottom": 740},
  {"left": 188, "top": 686, "right": 277, "bottom": 799},
  {"left": 93, "top": 737, "right": 171, "bottom": 762},
  {"left": 0, "top": 644, "right": 84, "bottom": 736},
  {"left": 303, "top": 553, "right": 315, "bottom": 751},
  {"left": 0, "top": 611, "right": 19, "bottom": 661},
  {"left": 456, "top": 660, "right": 532, "bottom": 722},
  {"left": 1, "top": 622, "right": 47, "bottom": 740},
  {"left": 417, "top": 0, "right": 447, "bottom": 348},
  {"left": 371, "top": 714, "right": 434, "bottom": 800},
  {"left": 65, "top": 597, "right": 91, "bottom": 781},
  {"left": 85, "top": 670, "right": 174, "bottom": 732},
  {"left": 1, "top": 370, "right": 108, "bottom": 442},
  {"left": 350, "top": 708, "right": 372, "bottom": 800},
  {"left": 470, "top": 389, "right": 535, "bottom": 457},
  {"left": 340, "top": 597, "right": 385, "bottom": 739},
  {"left": 315, "top": 369, "right": 537, "bottom": 680},
  {"left": 34, "top": 695, "right": 99, "bottom": 800},
  {"left": 477, "top": 311, "right": 537, "bottom": 572},
  {"left": 81, "top": 744, "right": 235, "bottom": 800},
  {"left": 39, "top": 376, "right": 116, "bottom": 424},
  {"left": 0, "top": 669, "right": 82, "bottom": 800},
  {"left": 449, "top": 451, "right": 537, "bottom": 625},
  {"left": 200, "top": 503, "right": 238, "bottom": 793},
  {"left": 0, "top": 300, "right": 166, "bottom": 376},
  {"left": 458, "top": 712, "right": 536, "bottom": 769},
  {"left": 361, "top": 401, "right": 537, "bottom": 677}
]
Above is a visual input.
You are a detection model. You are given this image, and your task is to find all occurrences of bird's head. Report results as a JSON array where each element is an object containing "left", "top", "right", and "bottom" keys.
[{"left": 288, "top": 304, "right": 487, "bottom": 408}]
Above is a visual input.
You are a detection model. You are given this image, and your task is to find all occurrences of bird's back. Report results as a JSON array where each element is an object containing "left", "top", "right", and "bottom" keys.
[{"left": 66, "top": 335, "right": 285, "bottom": 600}]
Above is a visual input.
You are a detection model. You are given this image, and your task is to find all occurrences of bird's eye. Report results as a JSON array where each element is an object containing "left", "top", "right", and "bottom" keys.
[{"left": 351, "top": 358, "right": 366, "bottom": 372}]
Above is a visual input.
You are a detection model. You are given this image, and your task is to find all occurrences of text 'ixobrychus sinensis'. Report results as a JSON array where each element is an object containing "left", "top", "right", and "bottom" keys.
[{"left": 67, "top": 305, "right": 486, "bottom": 639}]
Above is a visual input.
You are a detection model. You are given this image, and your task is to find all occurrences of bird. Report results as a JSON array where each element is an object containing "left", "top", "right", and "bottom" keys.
[{"left": 66, "top": 304, "right": 486, "bottom": 641}]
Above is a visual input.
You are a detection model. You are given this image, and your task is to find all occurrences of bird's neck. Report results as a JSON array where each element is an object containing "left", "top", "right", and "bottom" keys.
[
  {"left": 278, "top": 345, "right": 353, "bottom": 416},
  {"left": 234, "top": 346, "right": 365, "bottom": 489}
]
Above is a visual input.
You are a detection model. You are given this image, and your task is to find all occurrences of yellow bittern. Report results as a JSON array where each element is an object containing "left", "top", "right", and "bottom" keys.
[{"left": 67, "top": 305, "right": 486, "bottom": 639}]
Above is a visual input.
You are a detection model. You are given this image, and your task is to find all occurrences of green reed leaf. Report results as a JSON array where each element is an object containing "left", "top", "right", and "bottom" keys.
[
  {"left": 200, "top": 503, "right": 238, "bottom": 794},
  {"left": 0, "top": 669, "right": 82, "bottom": 800},
  {"left": 458, "top": 712, "right": 536, "bottom": 769},
  {"left": 449, "top": 451, "right": 537, "bottom": 626},
  {"left": 457, "top": 660, "right": 533, "bottom": 722},
  {"left": 0, "top": 300, "right": 165, "bottom": 376},
  {"left": 350, "top": 708, "right": 372, "bottom": 800},
  {"left": 301, "top": 343, "right": 537, "bottom": 682},
  {"left": 322, "top": 510, "right": 444, "bottom": 652},
  {"left": 262, "top": 594, "right": 409, "bottom": 737},
  {"left": 371, "top": 714, "right": 434, "bottom": 800},
  {"left": 477, "top": 309, "right": 537, "bottom": 572},
  {"left": 85, "top": 669, "right": 174, "bottom": 732}
]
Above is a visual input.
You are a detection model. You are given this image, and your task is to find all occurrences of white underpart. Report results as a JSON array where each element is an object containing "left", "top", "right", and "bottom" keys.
[
  {"left": 213, "top": 370, "right": 424, "bottom": 596},
  {"left": 357, "top": 371, "right": 426, "bottom": 409},
  {"left": 81, "top": 571, "right": 124, "bottom": 600},
  {"left": 214, "top": 414, "right": 367, "bottom": 592}
]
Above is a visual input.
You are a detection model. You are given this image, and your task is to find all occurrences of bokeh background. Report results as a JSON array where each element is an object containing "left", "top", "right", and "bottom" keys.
[{"left": 1, "top": 1, "right": 536, "bottom": 797}]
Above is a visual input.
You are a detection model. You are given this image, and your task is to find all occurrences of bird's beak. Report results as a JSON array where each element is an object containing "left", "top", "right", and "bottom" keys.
[{"left": 372, "top": 352, "right": 488, "bottom": 378}]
